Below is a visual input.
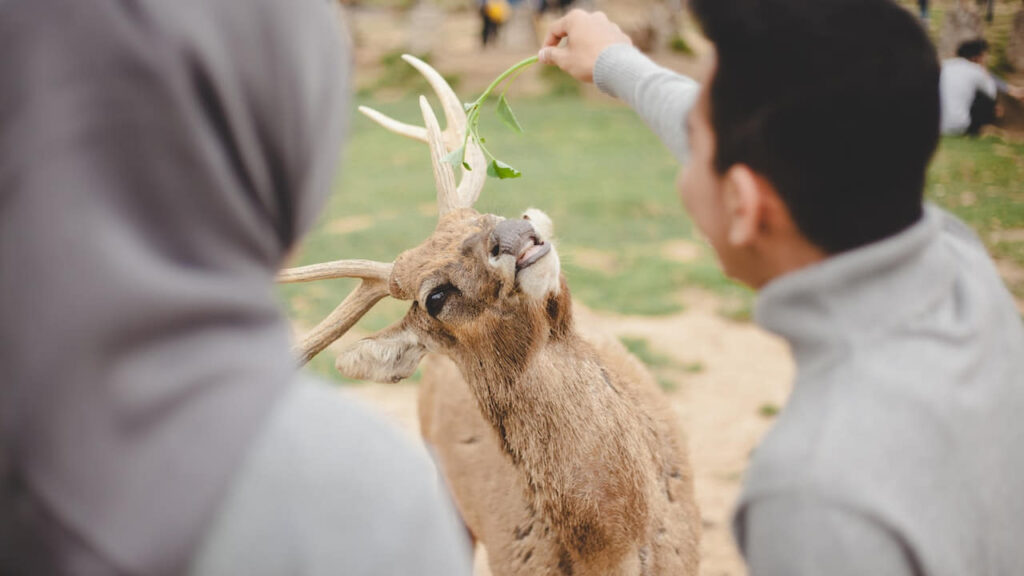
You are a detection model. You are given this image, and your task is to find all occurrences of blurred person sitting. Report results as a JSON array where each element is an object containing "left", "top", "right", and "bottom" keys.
[
  {"left": 0, "top": 0, "right": 472, "bottom": 575},
  {"left": 940, "top": 38, "right": 1024, "bottom": 135}
]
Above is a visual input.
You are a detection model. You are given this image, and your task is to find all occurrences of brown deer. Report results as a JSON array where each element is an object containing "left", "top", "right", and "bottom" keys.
[{"left": 279, "top": 55, "right": 700, "bottom": 576}]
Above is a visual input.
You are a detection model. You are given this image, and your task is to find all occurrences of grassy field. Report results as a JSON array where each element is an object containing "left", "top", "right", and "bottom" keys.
[{"left": 280, "top": 92, "right": 1024, "bottom": 381}]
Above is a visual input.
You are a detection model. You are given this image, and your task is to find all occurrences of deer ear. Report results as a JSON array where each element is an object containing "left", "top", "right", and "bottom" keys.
[{"left": 335, "top": 322, "right": 426, "bottom": 383}]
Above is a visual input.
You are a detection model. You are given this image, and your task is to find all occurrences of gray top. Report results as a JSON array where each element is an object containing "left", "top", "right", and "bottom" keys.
[
  {"left": 189, "top": 377, "right": 473, "bottom": 576},
  {"left": 594, "top": 44, "right": 699, "bottom": 164},
  {"left": 595, "top": 44, "right": 1024, "bottom": 575},
  {"left": 2, "top": 0, "right": 345, "bottom": 573}
]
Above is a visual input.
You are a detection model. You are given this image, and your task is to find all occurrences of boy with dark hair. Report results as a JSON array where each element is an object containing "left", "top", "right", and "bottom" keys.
[
  {"left": 540, "top": 1, "right": 1024, "bottom": 574},
  {"left": 941, "top": 37, "right": 1024, "bottom": 135}
]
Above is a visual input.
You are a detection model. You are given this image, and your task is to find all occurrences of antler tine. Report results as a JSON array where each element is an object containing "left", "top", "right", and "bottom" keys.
[
  {"left": 358, "top": 55, "right": 487, "bottom": 215},
  {"left": 357, "top": 55, "right": 464, "bottom": 150},
  {"left": 401, "top": 54, "right": 466, "bottom": 136},
  {"left": 277, "top": 259, "right": 393, "bottom": 284},
  {"left": 278, "top": 259, "right": 394, "bottom": 365},
  {"left": 419, "top": 96, "right": 460, "bottom": 216},
  {"left": 357, "top": 105, "right": 428, "bottom": 143},
  {"left": 457, "top": 135, "right": 487, "bottom": 208},
  {"left": 400, "top": 55, "right": 487, "bottom": 207}
]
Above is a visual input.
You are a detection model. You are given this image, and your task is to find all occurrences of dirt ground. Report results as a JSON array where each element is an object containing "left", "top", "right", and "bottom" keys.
[{"left": 341, "top": 294, "right": 793, "bottom": 576}]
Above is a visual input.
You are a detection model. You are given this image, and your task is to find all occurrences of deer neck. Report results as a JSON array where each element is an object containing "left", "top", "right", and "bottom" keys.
[
  {"left": 449, "top": 285, "right": 587, "bottom": 440},
  {"left": 447, "top": 289, "right": 653, "bottom": 562}
]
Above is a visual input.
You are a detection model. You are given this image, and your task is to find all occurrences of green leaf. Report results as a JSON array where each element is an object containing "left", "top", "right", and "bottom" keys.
[
  {"left": 464, "top": 102, "right": 476, "bottom": 112},
  {"left": 462, "top": 161, "right": 472, "bottom": 171},
  {"left": 496, "top": 94, "right": 523, "bottom": 133},
  {"left": 442, "top": 145, "right": 465, "bottom": 169},
  {"left": 487, "top": 159, "right": 522, "bottom": 179}
]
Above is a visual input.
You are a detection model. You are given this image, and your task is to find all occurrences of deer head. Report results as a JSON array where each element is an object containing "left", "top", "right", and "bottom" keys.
[{"left": 279, "top": 55, "right": 566, "bottom": 382}]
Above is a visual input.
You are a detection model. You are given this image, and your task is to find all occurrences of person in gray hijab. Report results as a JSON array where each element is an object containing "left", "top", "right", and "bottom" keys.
[{"left": 0, "top": 0, "right": 473, "bottom": 574}]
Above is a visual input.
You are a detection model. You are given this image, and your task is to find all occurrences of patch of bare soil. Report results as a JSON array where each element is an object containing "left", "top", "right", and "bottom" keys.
[
  {"left": 661, "top": 238, "right": 703, "bottom": 264},
  {"left": 340, "top": 298, "right": 793, "bottom": 576}
]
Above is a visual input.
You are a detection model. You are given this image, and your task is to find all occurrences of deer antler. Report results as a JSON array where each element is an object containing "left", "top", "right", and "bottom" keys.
[
  {"left": 278, "top": 260, "right": 394, "bottom": 365},
  {"left": 358, "top": 54, "right": 486, "bottom": 215},
  {"left": 281, "top": 56, "right": 479, "bottom": 366}
]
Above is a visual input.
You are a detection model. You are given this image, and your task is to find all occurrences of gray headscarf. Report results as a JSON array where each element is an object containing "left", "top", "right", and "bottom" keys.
[{"left": 0, "top": 0, "right": 348, "bottom": 573}]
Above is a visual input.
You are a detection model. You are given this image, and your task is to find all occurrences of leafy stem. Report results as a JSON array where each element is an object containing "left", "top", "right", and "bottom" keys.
[{"left": 445, "top": 55, "right": 539, "bottom": 179}]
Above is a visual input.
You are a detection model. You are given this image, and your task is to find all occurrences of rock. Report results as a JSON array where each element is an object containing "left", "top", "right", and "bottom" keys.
[{"left": 939, "top": 3, "right": 984, "bottom": 59}]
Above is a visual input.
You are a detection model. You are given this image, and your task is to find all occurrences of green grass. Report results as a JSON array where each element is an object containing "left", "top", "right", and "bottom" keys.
[
  {"left": 282, "top": 93, "right": 1024, "bottom": 382},
  {"left": 619, "top": 336, "right": 675, "bottom": 368},
  {"left": 927, "top": 135, "right": 1024, "bottom": 299}
]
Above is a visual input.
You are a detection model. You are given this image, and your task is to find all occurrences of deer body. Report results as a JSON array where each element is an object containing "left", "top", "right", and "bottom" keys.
[
  {"left": 279, "top": 55, "right": 700, "bottom": 576},
  {"left": 419, "top": 305, "right": 701, "bottom": 575}
]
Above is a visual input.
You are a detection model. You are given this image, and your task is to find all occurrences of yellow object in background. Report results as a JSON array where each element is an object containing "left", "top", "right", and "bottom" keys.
[{"left": 485, "top": 0, "right": 509, "bottom": 23}]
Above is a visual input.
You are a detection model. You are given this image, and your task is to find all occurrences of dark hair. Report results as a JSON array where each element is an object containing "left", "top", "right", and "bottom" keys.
[
  {"left": 956, "top": 38, "right": 989, "bottom": 60},
  {"left": 689, "top": 0, "right": 940, "bottom": 253}
]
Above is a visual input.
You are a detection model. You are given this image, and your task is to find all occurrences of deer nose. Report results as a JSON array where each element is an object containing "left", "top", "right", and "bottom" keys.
[{"left": 490, "top": 218, "right": 535, "bottom": 257}]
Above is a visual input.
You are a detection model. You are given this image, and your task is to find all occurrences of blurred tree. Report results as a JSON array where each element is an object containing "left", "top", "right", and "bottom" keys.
[
  {"left": 940, "top": 0, "right": 984, "bottom": 58},
  {"left": 1009, "top": 1, "right": 1024, "bottom": 71}
]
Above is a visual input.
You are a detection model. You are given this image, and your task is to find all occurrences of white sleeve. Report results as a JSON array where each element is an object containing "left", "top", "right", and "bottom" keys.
[{"left": 974, "top": 65, "right": 998, "bottom": 98}]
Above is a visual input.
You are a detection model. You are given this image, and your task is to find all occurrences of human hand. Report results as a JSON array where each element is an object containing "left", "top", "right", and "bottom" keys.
[{"left": 538, "top": 10, "right": 632, "bottom": 83}]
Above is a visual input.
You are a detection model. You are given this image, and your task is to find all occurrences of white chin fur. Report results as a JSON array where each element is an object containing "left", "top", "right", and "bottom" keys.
[
  {"left": 516, "top": 208, "right": 559, "bottom": 299},
  {"left": 519, "top": 246, "right": 560, "bottom": 300}
]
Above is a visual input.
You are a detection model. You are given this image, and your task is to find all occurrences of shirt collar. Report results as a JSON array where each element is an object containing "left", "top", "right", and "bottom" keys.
[{"left": 754, "top": 205, "right": 954, "bottom": 365}]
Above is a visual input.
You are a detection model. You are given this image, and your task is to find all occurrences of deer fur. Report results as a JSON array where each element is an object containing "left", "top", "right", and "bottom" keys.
[{"left": 336, "top": 209, "right": 700, "bottom": 575}]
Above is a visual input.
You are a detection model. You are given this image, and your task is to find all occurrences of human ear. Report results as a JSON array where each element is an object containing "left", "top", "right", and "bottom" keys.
[
  {"left": 722, "top": 164, "right": 765, "bottom": 247},
  {"left": 335, "top": 320, "right": 426, "bottom": 383}
]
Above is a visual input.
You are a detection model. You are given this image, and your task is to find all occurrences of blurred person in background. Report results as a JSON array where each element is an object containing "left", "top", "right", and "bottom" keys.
[
  {"left": 940, "top": 38, "right": 1024, "bottom": 136},
  {"left": 479, "top": 0, "right": 509, "bottom": 47},
  {"left": 0, "top": 0, "right": 472, "bottom": 574},
  {"left": 539, "top": 2, "right": 1024, "bottom": 575}
]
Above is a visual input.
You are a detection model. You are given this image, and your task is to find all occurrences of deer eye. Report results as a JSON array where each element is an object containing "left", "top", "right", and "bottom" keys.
[{"left": 426, "top": 284, "right": 455, "bottom": 318}]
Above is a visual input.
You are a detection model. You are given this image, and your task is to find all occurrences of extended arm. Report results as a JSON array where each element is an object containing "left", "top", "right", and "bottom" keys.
[
  {"left": 993, "top": 77, "right": 1024, "bottom": 99},
  {"left": 593, "top": 44, "right": 698, "bottom": 163},
  {"left": 538, "top": 9, "right": 699, "bottom": 164}
]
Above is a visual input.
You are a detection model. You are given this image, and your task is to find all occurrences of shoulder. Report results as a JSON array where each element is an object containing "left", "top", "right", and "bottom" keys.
[
  {"left": 192, "top": 377, "right": 473, "bottom": 576},
  {"left": 735, "top": 492, "right": 919, "bottom": 576},
  {"left": 257, "top": 376, "right": 442, "bottom": 500},
  {"left": 740, "top": 350, "right": 960, "bottom": 516}
]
